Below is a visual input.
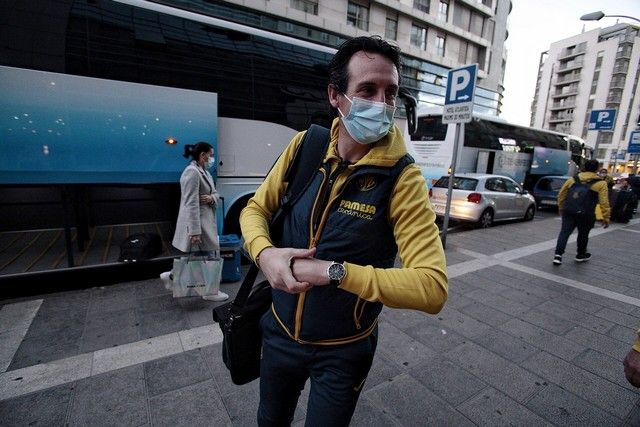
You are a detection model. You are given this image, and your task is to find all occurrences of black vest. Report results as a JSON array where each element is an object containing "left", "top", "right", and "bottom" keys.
[{"left": 272, "top": 154, "right": 414, "bottom": 344}]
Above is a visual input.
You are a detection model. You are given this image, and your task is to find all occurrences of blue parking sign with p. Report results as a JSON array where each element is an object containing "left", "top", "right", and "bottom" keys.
[
  {"left": 445, "top": 64, "right": 477, "bottom": 105},
  {"left": 588, "top": 109, "right": 617, "bottom": 130}
]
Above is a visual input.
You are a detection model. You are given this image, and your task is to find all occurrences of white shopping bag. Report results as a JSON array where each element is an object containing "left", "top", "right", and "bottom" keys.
[{"left": 171, "top": 256, "right": 223, "bottom": 298}]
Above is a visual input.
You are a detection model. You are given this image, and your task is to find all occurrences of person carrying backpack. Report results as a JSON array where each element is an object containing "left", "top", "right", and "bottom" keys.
[{"left": 552, "top": 159, "right": 610, "bottom": 265}]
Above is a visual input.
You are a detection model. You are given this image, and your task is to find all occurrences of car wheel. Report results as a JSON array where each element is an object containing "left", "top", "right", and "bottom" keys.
[
  {"left": 477, "top": 209, "right": 493, "bottom": 228},
  {"left": 524, "top": 205, "right": 535, "bottom": 221}
]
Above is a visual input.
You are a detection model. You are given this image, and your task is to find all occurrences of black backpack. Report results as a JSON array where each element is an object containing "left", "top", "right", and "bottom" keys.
[
  {"left": 118, "top": 232, "right": 162, "bottom": 262},
  {"left": 563, "top": 174, "right": 600, "bottom": 215}
]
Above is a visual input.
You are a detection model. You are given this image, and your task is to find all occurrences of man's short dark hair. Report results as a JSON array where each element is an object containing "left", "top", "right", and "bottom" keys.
[
  {"left": 328, "top": 36, "right": 401, "bottom": 94},
  {"left": 584, "top": 159, "right": 599, "bottom": 172}
]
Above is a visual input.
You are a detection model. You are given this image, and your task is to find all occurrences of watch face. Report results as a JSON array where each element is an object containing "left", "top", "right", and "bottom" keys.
[{"left": 328, "top": 262, "right": 345, "bottom": 281}]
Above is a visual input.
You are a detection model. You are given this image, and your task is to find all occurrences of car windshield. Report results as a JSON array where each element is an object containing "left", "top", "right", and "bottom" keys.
[{"left": 434, "top": 176, "right": 478, "bottom": 191}]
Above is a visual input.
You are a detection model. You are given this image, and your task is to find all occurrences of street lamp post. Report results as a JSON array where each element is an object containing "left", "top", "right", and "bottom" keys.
[{"left": 580, "top": 11, "right": 640, "bottom": 23}]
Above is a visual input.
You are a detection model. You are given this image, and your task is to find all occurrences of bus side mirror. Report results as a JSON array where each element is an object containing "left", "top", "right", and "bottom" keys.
[{"left": 398, "top": 87, "right": 417, "bottom": 136}]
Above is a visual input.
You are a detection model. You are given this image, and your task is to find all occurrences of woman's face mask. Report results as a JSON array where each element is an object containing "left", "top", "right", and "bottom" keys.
[
  {"left": 206, "top": 156, "right": 215, "bottom": 170},
  {"left": 338, "top": 94, "right": 395, "bottom": 145}
]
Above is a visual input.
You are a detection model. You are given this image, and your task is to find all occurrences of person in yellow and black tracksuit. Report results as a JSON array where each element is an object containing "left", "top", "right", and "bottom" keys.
[
  {"left": 624, "top": 330, "right": 640, "bottom": 387},
  {"left": 240, "top": 36, "right": 448, "bottom": 426},
  {"left": 552, "top": 159, "right": 610, "bottom": 265}
]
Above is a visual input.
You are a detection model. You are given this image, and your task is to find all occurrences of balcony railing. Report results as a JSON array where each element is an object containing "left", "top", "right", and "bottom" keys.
[
  {"left": 555, "top": 73, "right": 581, "bottom": 84},
  {"left": 558, "top": 60, "right": 583, "bottom": 71}
]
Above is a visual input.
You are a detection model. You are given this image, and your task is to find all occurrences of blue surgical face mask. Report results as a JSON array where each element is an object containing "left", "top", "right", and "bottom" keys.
[
  {"left": 206, "top": 156, "right": 215, "bottom": 169},
  {"left": 338, "top": 95, "right": 395, "bottom": 145}
]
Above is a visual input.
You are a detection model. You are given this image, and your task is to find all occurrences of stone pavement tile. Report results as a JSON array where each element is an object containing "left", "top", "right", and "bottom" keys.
[
  {"left": 563, "top": 327, "right": 630, "bottom": 360},
  {"left": 517, "top": 308, "right": 577, "bottom": 335},
  {"left": 457, "top": 299, "right": 514, "bottom": 327},
  {"left": 349, "top": 396, "right": 399, "bottom": 427},
  {"left": 457, "top": 387, "right": 552, "bottom": 427},
  {"left": 624, "top": 402, "right": 640, "bottom": 426},
  {"left": 380, "top": 306, "right": 429, "bottom": 330},
  {"left": 433, "top": 305, "right": 494, "bottom": 338},
  {"left": 500, "top": 287, "right": 548, "bottom": 308},
  {"left": 442, "top": 291, "right": 474, "bottom": 311},
  {"left": 83, "top": 306, "right": 138, "bottom": 332},
  {"left": 525, "top": 383, "right": 622, "bottom": 426},
  {"left": 87, "top": 285, "right": 138, "bottom": 315},
  {"left": 536, "top": 301, "right": 614, "bottom": 335},
  {"left": 0, "top": 383, "right": 74, "bottom": 426},
  {"left": 465, "top": 288, "right": 530, "bottom": 317},
  {"left": 499, "top": 318, "right": 585, "bottom": 361},
  {"left": 35, "top": 290, "right": 91, "bottom": 316},
  {"left": 595, "top": 307, "right": 640, "bottom": 330},
  {"left": 443, "top": 249, "right": 476, "bottom": 265},
  {"left": 79, "top": 323, "right": 140, "bottom": 353},
  {"left": 364, "top": 374, "right": 475, "bottom": 426},
  {"left": 134, "top": 278, "right": 171, "bottom": 300},
  {"left": 471, "top": 329, "right": 540, "bottom": 364},
  {"left": 377, "top": 321, "right": 437, "bottom": 371},
  {"left": 552, "top": 291, "right": 606, "bottom": 316},
  {"left": 363, "top": 350, "right": 403, "bottom": 392},
  {"left": 445, "top": 341, "right": 544, "bottom": 403},
  {"left": 26, "top": 307, "right": 86, "bottom": 338},
  {"left": 572, "top": 348, "right": 638, "bottom": 390},
  {"left": 67, "top": 365, "right": 148, "bottom": 426},
  {"left": 144, "top": 348, "right": 212, "bottom": 396},
  {"left": 8, "top": 327, "right": 82, "bottom": 370},
  {"left": 404, "top": 317, "right": 468, "bottom": 354},
  {"left": 607, "top": 324, "right": 637, "bottom": 345},
  {"left": 457, "top": 273, "right": 512, "bottom": 295},
  {"left": 522, "top": 351, "right": 638, "bottom": 417},
  {"left": 136, "top": 293, "right": 182, "bottom": 316},
  {"left": 408, "top": 355, "right": 486, "bottom": 406},
  {"left": 138, "top": 307, "right": 190, "bottom": 339},
  {"left": 220, "top": 381, "right": 260, "bottom": 426},
  {"left": 149, "top": 379, "right": 231, "bottom": 427}
]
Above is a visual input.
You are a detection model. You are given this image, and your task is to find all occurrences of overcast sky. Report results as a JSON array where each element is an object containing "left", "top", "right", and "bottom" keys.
[{"left": 500, "top": 0, "right": 640, "bottom": 127}]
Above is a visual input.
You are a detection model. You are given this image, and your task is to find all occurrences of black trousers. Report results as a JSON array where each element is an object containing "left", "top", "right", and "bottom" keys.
[
  {"left": 257, "top": 311, "right": 377, "bottom": 427},
  {"left": 554, "top": 212, "right": 595, "bottom": 256}
]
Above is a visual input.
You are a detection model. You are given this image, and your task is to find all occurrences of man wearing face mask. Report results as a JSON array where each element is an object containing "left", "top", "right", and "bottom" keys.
[{"left": 240, "top": 36, "right": 447, "bottom": 426}]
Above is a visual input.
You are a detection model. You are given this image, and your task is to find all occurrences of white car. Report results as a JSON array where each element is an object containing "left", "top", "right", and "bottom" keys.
[{"left": 429, "top": 173, "right": 537, "bottom": 228}]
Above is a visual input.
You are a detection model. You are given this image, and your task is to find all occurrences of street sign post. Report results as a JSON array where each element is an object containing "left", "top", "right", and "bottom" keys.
[
  {"left": 441, "top": 64, "right": 477, "bottom": 248},
  {"left": 442, "top": 64, "right": 477, "bottom": 124},
  {"left": 588, "top": 109, "right": 617, "bottom": 130},
  {"left": 628, "top": 131, "right": 640, "bottom": 154}
]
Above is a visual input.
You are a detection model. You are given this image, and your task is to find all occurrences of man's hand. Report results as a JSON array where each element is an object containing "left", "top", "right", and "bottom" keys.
[
  {"left": 259, "top": 247, "right": 317, "bottom": 294},
  {"left": 623, "top": 348, "right": 640, "bottom": 387}
]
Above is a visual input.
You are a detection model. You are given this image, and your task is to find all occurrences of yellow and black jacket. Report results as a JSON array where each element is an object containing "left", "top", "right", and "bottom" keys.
[{"left": 240, "top": 118, "right": 448, "bottom": 345}]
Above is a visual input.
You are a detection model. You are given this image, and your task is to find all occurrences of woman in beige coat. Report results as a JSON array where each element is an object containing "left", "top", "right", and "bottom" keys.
[{"left": 161, "top": 141, "right": 228, "bottom": 301}]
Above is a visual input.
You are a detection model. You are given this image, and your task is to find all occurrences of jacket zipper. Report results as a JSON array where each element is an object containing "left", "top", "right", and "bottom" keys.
[{"left": 294, "top": 161, "right": 349, "bottom": 341}]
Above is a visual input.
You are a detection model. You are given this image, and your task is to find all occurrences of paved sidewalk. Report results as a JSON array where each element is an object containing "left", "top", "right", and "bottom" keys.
[{"left": 1, "top": 213, "right": 640, "bottom": 426}]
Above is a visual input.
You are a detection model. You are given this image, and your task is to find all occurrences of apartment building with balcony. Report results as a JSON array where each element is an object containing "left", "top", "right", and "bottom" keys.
[
  {"left": 531, "top": 23, "right": 640, "bottom": 171},
  {"left": 169, "top": 0, "right": 512, "bottom": 115}
]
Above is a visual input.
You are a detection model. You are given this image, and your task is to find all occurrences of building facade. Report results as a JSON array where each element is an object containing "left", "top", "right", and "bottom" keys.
[
  {"left": 531, "top": 23, "right": 640, "bottom": 172},
  {"left": 170, "top": 0, "right": 512, "bottom": 115}
]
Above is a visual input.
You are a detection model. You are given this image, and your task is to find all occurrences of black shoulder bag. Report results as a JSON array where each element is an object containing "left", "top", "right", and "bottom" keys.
[{"left": 212, "top": 125, "right": 330, "bottom": 385}]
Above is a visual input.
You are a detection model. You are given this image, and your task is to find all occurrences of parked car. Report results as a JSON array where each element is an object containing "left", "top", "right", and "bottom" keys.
[
  {"left": 429, "top": 173, "right": 536, "bottom": 228},
  {"left": 531, "top": 175, "right": 570, "bottom": 209}
]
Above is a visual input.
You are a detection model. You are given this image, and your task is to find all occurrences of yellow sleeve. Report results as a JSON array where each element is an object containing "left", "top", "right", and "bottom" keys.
[
  {"left": 594, "top": 181, "right": 610, "bottom": 221},
  {"left": 338, "top": 165, "right": 448, "bottom": 314},
  {"left": 557, "top": 177, "right": 574, "bottom": 210},
  {"left": 239, "top": 131, "right": 306, "bottom": 262},
  {"left": 634, "top": 329, "right": 640, "bottom": 352}
]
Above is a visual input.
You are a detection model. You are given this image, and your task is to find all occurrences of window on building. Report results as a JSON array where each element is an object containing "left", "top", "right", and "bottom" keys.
[
  {"left": 290, "top": 0, "right": 318, "bottom": 15},
  {"left": 470, "top": 12, "right": 485, "bottom": 37},
  {"left": 347, "top": 1, "right": 369, "bottom": 31},
  {"left": 414, "top": 0, "right": 430, "bottom": 13},
  {"left": 595, "top": 52, "right": 603, "bottom": 69},
  {"left": 410, "top": 24, "right": 427, "bottom": 50},
  {"left": 385, "top": 16, "right": 398, "bottom": 40},
  {"left": 596, "top": 132, "right": 613, "bottom": 146},
  {"left": 438, "top": 0, "right": 449, "bottom": 21},
  {"left": 436, "top": 34, "right": 446, "bottom": 57}
]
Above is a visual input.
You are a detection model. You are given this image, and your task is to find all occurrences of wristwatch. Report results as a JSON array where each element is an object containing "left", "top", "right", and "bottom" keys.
[{"left": 327, "top": 261, "right": 346, "bottom": 286}]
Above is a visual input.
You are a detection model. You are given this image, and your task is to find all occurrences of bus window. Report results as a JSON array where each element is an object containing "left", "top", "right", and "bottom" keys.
[{"left": 412, "top": 116, "right": 447, "bottom": 141}]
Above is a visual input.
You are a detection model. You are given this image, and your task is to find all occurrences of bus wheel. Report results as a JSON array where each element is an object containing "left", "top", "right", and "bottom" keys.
[
  {"left": 477, "top": 209, "right": 493, "bottom": 228},
  {"left": 524, "top": 205, "right": 536, "bottom": 221}
]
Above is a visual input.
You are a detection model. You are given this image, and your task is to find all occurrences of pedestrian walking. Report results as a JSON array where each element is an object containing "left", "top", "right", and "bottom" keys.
[
  {"left": 624, "top": 331, "right": 640, "bottom": 387},
  {"left": 239, "top": 35, "right": 448, "bottom": 426},
  {"left": 160, "top": 141, "right": 228, "bottom": 301},
  {"left": 552, "top": 159, "right": 610, "bottom": 265}
]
